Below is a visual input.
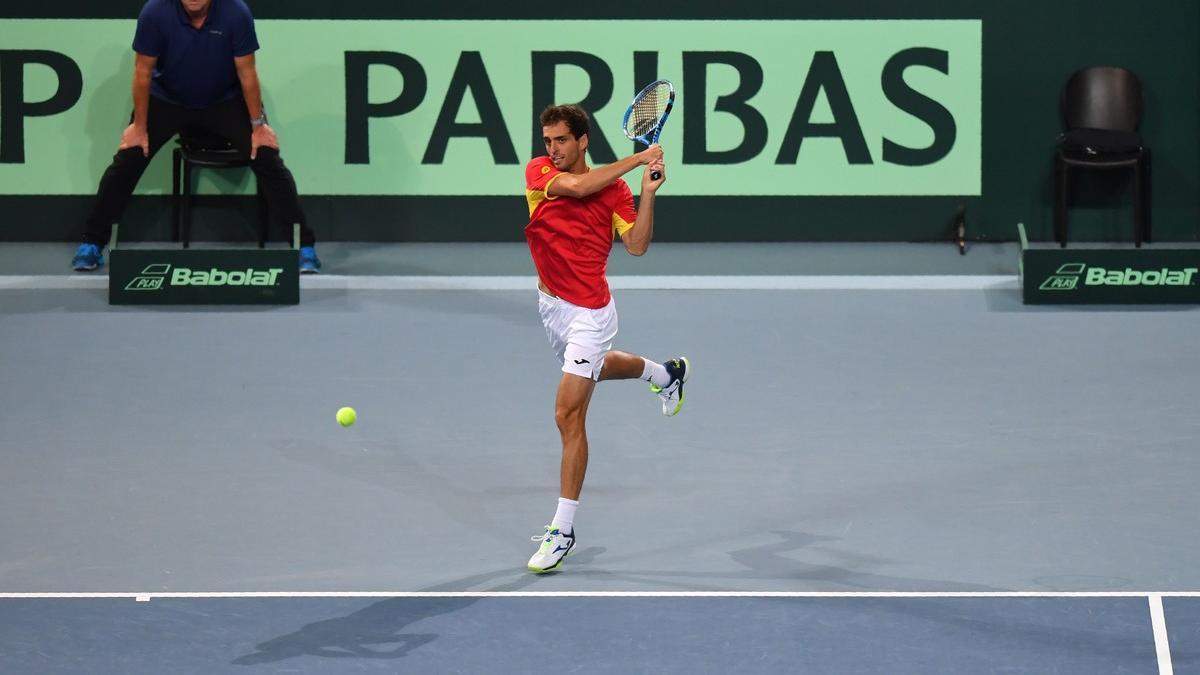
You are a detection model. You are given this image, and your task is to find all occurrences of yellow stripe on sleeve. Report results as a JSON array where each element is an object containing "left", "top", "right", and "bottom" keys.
[
  {"left": 526, "top": 189, "right": 546, "bottom": 216},
  {"left": 543, "top": 173, "right": 563, "bottom": 200},
  {"left": 528, "top": 175, "right": 564, "bottom": 216},
  {"left": 612, "top": 212, "right": 634, "bottom": 237}
]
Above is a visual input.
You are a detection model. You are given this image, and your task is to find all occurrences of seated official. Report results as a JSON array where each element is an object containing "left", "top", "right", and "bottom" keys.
[{"left": 71, "top": 0, "right": 321, "bottom": 273}]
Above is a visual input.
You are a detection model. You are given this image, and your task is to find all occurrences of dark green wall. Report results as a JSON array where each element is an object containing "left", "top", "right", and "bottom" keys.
[{"left": 1, "top": 1, "right": 1196, "bottom": 243}]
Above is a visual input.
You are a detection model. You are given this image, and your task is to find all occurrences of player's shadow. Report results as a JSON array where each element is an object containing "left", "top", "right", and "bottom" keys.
[
  {"left": 232, "top": 547, "right": 605, "bottom": 666},
  {"left": 231, "top": 597, "right": 463, "bottom": 665}
]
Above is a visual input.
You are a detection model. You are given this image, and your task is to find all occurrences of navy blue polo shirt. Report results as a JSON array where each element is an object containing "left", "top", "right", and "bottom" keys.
[{"left": 132, "top": 0, "right": 259, "bottom": 109}]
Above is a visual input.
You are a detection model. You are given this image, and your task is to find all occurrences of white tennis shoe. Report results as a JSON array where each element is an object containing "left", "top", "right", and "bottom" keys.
[{"left": 527, "top": 525, "right": 576, "bottom": 573}]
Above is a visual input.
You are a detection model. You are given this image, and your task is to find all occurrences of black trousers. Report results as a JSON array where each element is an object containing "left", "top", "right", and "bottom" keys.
[{"left": 83, "top": 95, "right": 315, "bottom": 247}]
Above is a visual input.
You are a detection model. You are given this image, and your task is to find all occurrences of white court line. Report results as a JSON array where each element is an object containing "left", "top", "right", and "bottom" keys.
[
  {"left": 0, "top": 276, "right": 107, "bottom": 289},
  {"left": 1150, "top": 594, "right": 1175, "bottom": 675},
  {"left": 310, "top": 275, "right": 1018, "bottom": 291},
  {"left": 2, "top": 590, "right": 1179, "bottom": 673},
  {"left": 0, "top": 274, "right": 1017, "bottom": 291},
  {"left": 1, "top": 591, "right": 1199, "bottom": 599}
]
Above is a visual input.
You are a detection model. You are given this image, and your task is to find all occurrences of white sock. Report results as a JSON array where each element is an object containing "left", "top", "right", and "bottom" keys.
[
  {"left": 640, "top": 358, "right": 671, "bottom": 387},
  {"left": 551, "top": 497, "right": 578, "bottom": 533}
]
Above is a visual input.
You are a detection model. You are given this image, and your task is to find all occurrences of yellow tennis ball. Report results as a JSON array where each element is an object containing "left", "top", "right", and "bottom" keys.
[{"left": 336, "top": 407, "right": 357, "bottom": 427}]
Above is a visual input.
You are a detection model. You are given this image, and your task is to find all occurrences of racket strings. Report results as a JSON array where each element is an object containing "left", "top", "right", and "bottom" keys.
[{"left": 629, "top": 85, "right": 670, "bottom": 138}]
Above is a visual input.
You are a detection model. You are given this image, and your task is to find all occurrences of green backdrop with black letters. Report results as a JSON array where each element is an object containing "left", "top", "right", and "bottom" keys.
[{"left": 0, "top": 1, "right": 1196, "bottom": 243}]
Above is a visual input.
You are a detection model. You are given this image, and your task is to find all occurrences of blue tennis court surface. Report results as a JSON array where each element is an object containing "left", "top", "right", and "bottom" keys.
[
  {"left": 2, "top": 244, "right": 1197, "bottom": 674},
  {"left": 0, "top": 593, "right": 1186, "bottom": 673}
]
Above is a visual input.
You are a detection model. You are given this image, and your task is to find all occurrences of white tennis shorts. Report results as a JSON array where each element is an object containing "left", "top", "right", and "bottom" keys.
[{"left": 538, "top": 288, "right": 618, "bottom": 381}]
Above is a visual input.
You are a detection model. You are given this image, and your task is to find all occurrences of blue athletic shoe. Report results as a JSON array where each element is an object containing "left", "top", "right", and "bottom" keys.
[
  {"left": 71, "top": 243, "right": 104, "bottom": 271},
  {"left": 651, "top": 356, "right": 691, "bottom": 416},
  {"left": 299, "top": 246, "right": 321, "bottom": 274}
]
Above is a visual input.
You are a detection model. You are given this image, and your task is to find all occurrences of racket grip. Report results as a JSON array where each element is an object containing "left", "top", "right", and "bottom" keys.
[{"left": 651, "top": 170, "right": 662, "bottom": 180}]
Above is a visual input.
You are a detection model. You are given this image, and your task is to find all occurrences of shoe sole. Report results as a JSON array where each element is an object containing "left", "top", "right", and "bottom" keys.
[{"left": 527, "top": 539, "right": 576, "bottom": 573}]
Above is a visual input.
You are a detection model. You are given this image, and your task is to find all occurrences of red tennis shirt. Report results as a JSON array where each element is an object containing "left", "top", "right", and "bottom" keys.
[{"left": 524, "top": 156, "right": 637, "bottom": 309}]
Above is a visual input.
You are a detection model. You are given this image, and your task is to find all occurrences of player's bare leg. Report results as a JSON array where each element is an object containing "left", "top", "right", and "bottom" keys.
[
  {"left": 555, "top": 373, "right": 596, "bottom": 501},
  {"left": 529, "top": 352, "right": 690, "bottom": 573},
  {"left": 602, "top": 350, "right": 691, "bottom": 416},
  {"left": 528, "top": 372, "right": 593, "bottom": 572},
  {"left": 597, "top": 350, "right": 645, "bottom": 380}
]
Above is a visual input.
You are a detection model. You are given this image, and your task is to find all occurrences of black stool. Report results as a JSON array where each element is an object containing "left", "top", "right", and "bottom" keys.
[{"left": 172, "top": 132, "right": 269, "bottom": 248}]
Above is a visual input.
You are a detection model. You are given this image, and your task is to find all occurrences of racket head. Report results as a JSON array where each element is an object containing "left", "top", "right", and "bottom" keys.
[{"left": 622, "top": 79, "right": 675, "bottom": 145}]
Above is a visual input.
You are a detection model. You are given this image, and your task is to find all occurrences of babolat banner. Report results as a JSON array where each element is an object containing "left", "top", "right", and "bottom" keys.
[
  {"left": 1022, "top": 249, "right": 1200, "bottom": 305},
  {"left": 109, "top": 249, "right": 299, "bottom": 305},
  {"left": 0, "top": 20, "right": 981, "bottom": 197}
]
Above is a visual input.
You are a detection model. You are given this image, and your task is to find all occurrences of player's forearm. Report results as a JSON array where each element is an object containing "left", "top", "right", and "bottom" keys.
[
  {"left": 237, "top": 69, "right": 264, "bottom": 120},
  {"left": 624, "top": 191, "right": 656, "bottom": 256},
  {"left": 131, "top": 69, "right": 151, "bottom": 128},
  {"left": 565, "top": 154, "right": 643, "bottom": 198}
]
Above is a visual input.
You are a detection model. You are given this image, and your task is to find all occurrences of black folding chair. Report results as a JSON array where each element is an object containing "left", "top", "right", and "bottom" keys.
[
  {"left": 1053, "top": 66, "right": 1151, "bottom": 248},
  {"left": 171, "top": 131, "right": 269, "bottom": 248}
]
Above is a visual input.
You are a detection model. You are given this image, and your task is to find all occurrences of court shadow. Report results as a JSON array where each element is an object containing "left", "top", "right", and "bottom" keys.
[
  {"left": 231, "top": 597, "right": 472, "bottom": 665},
  {"left": 420, "top": 546, "right": 608, "bottom": 591},
  {"left": 725, "top": 529, "right": 1001, "bottom": 591},
  {"left": 984, "top": 285, "right": 1199, "bottom": 313},
  {"left": 567, "top": 530, "right": 1002, "bottom": 592},
  {"left": 232, "top": 547, "right": 608, "bottom": 666},
  {"left": 982, "top": 286, "right": 1032, "bottom": 312}
]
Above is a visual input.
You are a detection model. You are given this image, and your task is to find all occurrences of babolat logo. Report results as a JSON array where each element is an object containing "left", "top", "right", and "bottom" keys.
[
  {"left": 1039, "top": 263, "right": 1199, "bottom": 291},
  {"left": 124, "top": 264, "right": 282, "bottom": 290},
  {"left": 1038, "top": 263, "right": 1085, "bottom": 290},
  {"left": 170, "top": 267, "right": 283, "bottom": 286},
  {"left": 125, "top": 264, "right": 171, "bottom": 291},
  {"left": 1084, "top": 266, "right": 1198, "bottom": 286}
]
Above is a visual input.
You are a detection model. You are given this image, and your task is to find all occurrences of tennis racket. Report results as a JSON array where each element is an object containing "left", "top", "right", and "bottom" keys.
[{"left": 622, "top": 79, "right": 675, "bottom": 180}]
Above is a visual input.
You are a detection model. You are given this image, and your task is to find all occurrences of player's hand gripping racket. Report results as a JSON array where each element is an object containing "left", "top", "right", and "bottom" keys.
[{"left": 622, "top": 80, "right": 675, "bottom": 180}]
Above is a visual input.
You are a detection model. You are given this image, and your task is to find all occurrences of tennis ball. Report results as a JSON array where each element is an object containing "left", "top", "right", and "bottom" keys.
[{"left": 336, "top": 407, "right": 357, "bottom": 427}]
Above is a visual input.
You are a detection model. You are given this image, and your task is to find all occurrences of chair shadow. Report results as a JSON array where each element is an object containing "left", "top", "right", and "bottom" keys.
[{"left": 563, "top": 530, "right": 1004, "bottom": 593}]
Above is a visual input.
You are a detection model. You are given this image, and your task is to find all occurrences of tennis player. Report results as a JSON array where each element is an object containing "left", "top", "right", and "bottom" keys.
[{"left": 525, "top": 104, "right": 689, "bottom": 573}]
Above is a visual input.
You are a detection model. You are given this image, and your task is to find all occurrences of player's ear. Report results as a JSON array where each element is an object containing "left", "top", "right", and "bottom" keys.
[{"left": 578, "top": 133, "right": 588, "bottom": 154}]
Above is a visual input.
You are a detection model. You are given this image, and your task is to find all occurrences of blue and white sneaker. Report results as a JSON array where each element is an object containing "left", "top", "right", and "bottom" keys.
[
  {"left": 528, "top": 525, "right": 576, "bottom": 573},
  {"left": 71, "top": 243, "right": 104, "bottom": 271},
  {"left": 299, "top": 246, "right": 321, "bottom": 274},
  {"left": 651, "top": 356, "right": 690, "bottom": 416}
]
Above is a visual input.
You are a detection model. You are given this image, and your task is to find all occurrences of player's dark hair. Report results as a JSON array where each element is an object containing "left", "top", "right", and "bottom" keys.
[{"left": 540, "top": 104, "right": 590, "bottom": 140}]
